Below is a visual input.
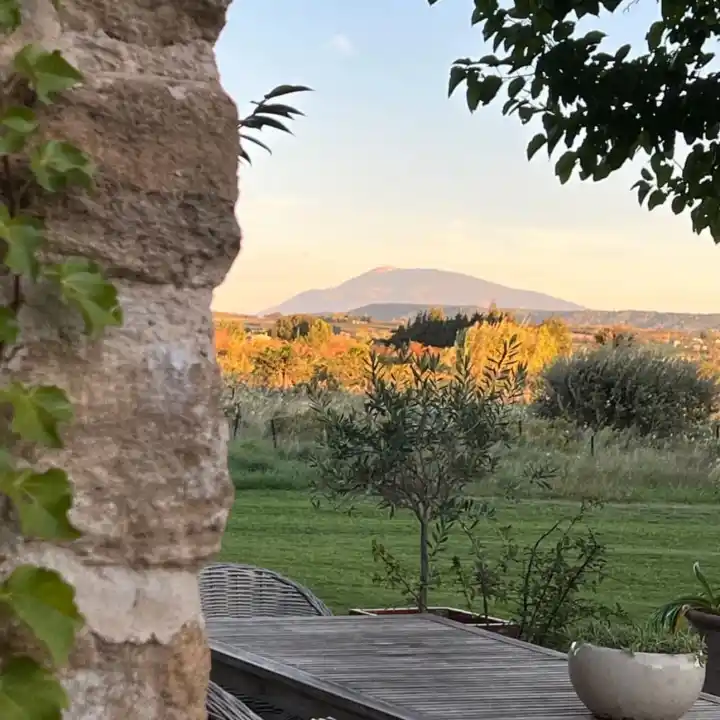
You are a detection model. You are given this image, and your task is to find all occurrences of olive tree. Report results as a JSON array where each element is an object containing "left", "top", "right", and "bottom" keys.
[
  {"left": 309, "top": 335, "right": 526, "bottom": 611},
  {"left": 428, "top": 0, "right": 720, "bottom": 241}
]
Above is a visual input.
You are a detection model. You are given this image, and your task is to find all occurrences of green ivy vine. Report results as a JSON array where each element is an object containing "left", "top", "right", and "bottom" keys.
[{"left": 0, "top": 4, "right": 122, "bottom": 717}]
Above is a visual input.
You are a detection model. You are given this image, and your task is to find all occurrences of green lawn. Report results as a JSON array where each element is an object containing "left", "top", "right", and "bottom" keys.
[{"left": 220, "top": 487, "right": 720, "bottom": 620}]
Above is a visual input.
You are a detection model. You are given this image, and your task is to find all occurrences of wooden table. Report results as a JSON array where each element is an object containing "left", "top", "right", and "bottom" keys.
[{"left": 208, "top": 614, "right": 720, "bottom": 720}]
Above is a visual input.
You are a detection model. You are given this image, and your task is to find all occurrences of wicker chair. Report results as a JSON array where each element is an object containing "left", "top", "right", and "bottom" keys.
[
  {"left": 199, "top": 563, "right": 332, "bottom": 620},
  {"left": 200, "top": 563, "right": 333, "bottom": 720},
  {"left": 207, "top": 680, "right": 262, "bottom": 720}
]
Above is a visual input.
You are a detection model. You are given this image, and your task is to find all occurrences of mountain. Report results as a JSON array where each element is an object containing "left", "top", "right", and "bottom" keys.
[{"left": 262, "top": 267, "right": 583, "bottom": 315}]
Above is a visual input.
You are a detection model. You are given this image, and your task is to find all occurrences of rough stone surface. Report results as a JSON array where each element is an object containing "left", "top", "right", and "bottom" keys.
[{"left": 0, "top": 1, "right": 239, "bottom": 717}]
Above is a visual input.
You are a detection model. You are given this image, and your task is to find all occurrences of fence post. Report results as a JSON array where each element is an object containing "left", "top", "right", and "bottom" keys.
[{"left": 270, "top": 417, "right": 278, "bottom": 449}]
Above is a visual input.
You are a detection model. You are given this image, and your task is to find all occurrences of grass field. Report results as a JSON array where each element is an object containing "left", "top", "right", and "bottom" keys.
[{"left": 219, "top": 430, "right": 720, "bottom": 622}]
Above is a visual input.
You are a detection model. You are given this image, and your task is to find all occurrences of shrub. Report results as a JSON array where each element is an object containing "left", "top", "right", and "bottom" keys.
[{"left": 534, "top": 346, "right": 717, "bottom": 437}]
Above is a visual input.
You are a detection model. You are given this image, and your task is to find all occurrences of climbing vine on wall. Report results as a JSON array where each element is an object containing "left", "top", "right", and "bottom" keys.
[{"left": 0, "top": 5, "right": 122, "bottom": 717}]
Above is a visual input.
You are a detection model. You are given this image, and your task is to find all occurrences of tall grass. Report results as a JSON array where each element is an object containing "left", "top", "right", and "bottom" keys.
[{"left": 225, "top": 387, "right": 720, "bottom": 505}]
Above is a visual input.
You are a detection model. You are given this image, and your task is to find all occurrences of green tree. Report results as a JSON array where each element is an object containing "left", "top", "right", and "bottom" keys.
[
  {"left": 309, "top": 337, "right": 525, "bottom": 611},
  {"left": 429, "top": 0, "right": 720, "bottom": 242}
]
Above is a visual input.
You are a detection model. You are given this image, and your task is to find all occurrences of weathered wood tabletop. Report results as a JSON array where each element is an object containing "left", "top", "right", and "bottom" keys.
[{"left": 208, "top": 614, "right": 720, "bottom": 720}]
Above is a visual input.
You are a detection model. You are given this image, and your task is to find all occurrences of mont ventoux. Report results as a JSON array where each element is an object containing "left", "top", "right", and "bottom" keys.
[{"left": 261, "top": 266, "right": 583, "bottom": 317}]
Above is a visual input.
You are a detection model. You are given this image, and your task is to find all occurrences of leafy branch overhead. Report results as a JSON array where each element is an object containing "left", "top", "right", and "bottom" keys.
[
  {"left": 429, "top": 0, "right": 720, "bottom": 242},
  {"left": 238, "top": 84, "right": 313, "bottom": 164}
]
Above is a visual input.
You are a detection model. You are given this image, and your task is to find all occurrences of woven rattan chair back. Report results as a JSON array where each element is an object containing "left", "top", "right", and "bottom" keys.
[
  {"left": 199, "top": 562, "right": 332, "bottom": 619},
  {"left": 207, "top": 680, "right": 262, "bottom": 720}
]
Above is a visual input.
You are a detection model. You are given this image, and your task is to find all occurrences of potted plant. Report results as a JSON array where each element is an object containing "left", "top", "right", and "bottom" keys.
[
  {"left": 652, "top": 561, "right": 720, "bottom": 696},
  {"left": 309, "top": 334, "right": 523, "bottom": 624},
  {"left": 568, "top": 621, "right": 706, "bottom": 720}
]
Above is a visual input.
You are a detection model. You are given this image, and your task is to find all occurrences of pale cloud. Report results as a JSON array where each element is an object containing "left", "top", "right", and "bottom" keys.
[{"left": 328, "top": 33, "right": 355, "bottom": 57}]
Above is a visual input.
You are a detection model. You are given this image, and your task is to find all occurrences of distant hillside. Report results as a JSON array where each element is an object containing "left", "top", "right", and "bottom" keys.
[
  {"left": 349, "top": 303, "right": 720, "bottom": 331},
  {"left": 262, "top": 267, "right": 583, "bottom": 315}
]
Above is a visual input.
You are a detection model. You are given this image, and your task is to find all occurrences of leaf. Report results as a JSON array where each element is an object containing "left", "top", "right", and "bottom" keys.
[
  {"left": 0, "top": 101, "right": 37, "bottom": 155},
  {"left": 240, "top": 114, "right": 292, "bottom": 134},
  {"left": 253, "top": 103, "right": 304, "bottom": 118},
  {"left": 1, "top": 107, "right": 38, "bottom": 135},
  {"left": 0, "top": 657, "right": 68, "bottom": 719},
  {"left": 0, "top": 566, "right": 83, "bottom": 666},
  {"left": 13, "top": 45, "right": 84, "bottom": 104},
  {"left": 0, "top": 131, "right": 25, "bottom": 155},
  {"left": 507, "top": 76, "right": 525, "bottom": 99},
  {"left": 448, "top": 65, "right": 467, "bottom": 97},
  {"left": 693, "top": 562, "right": 717, "bottom": 606},
  {"left": 466, "top": 74, "right": 503, "bottom": 111},
  {"left": 671, "top": 195, "right": 686, "bottom": 215},
  {"left": 0, "top": 383, "right": 73, "bottom": 447},
  {"left": 0, "top": 307, "right": 18, "bottom": 344},
  {"left": 0, "top": 210, "right": 45, "bottom": 279},
  {"left": 240, "top": 133, "right": 272, "bottom": 154},
  {"left": 44, "top": 258, "right": 123, "bottom": 337},
  {"left": 554, "top": 151, "right": 577, "bottom": 184},
  {"left": 0, "top": 467, "right": 80, "bottom": 540},
  {"left": 30, "top": 140, "right": 94, "bottom": 193},
  {"left": 527, "top": 133, "right": 546, "bottom": 160},
  {"left": 615, "top": 44, "right": 631, "bottom": 62},
  {"left": 263, "top": 84, "right": 313, "bottom": 100},
  {"left": 583, "top": 30, "right": 606, "bottom": 45},
  {"left": 0, "top": 0, "right": 19, "bottom": 32},
  {"left": 0, "top": 106, "right": 36, "bottom": 152},
  {"left": 647, "top": 189, "right": 667, "bottom": 210},
  {"left": 633, "top": 179, "right": 651, "bottom": 204},
  {"left": 647, "top": 21, "right": 664, "bottom": 51}
]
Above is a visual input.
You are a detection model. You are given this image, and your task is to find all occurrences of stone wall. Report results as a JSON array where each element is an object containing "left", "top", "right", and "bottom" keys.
[{"left": 2, "top": 1, "right": 239, "bottom": 717}]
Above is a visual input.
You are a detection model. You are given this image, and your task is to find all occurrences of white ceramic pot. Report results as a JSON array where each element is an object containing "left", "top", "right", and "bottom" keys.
[{"left": 568, "top": 642, "right": 705, "bottom": 720}]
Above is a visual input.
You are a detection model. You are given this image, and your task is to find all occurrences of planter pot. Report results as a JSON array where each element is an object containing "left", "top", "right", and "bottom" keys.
[
  {"left": 686, "top": 609, "right": 720, "bottom": 697},
  {"left": 568, "top": 642, "right": 705, "bottom": 720},
  {"left": 349, "top": 606, "right": 519, "bottom": 636}
]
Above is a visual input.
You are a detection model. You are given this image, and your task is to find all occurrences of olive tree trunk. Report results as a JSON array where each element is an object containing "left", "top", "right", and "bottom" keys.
[{"left": 1, "top": 1, "right": 239, "bottom": 717}]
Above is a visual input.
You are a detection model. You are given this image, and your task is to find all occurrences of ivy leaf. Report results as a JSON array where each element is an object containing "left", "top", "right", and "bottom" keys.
[
  {"left": 0, "top": 0, "right": 21, "bottom": 33},
  {"left": 30, "top": 140, "right": 94, "bottom": 193},
  {"left": 0, "top": 106, "right": 37, "bottom": 155},
  {"left": 0, "top": 467, "right": 79, "bottom": 540},
  {"left": 527, "top": 133, "right": 547, "bottom": 160},
  {"left": 45, "top": 259, "right": 123, "bottom": 337},
  {"left": 2, "top": 106, "right": 38, "bottom": 135},
  {"left": 0, "top": 207, "right": 45, "bottom": 279},
  {"left": 13, "top": 45, "right": 84, "bottom": 104},
  {"left": 555, "top": 151, "right": 577, "bottom": 184},
  {"left": 0, "top": 566, "right": 83, "bottom": 666},
  {"left": 0, "top": 657, "right": 68, "bottom": 719},
  {"left": 0, "top": 307, "right": 18, "bottom": 344},
  {"left": 0, "top": 382, "right": 73, "bottom": 448}
]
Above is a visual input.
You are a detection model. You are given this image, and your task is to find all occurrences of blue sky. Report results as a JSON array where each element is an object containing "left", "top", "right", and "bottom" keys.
[{"left": 212, "top": 0, "right": 719, "bottom": 315}]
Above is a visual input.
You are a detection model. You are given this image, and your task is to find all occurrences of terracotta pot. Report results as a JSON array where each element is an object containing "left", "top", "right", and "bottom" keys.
[
  {"left": 686, "top": 608, "right": 720, "bottom": 696},
  {"left": 348, "top": 606, "right": 520, "bottom": 635},
  {"left": 568, "top": 642, "right": 705, "bottom": 720}
]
